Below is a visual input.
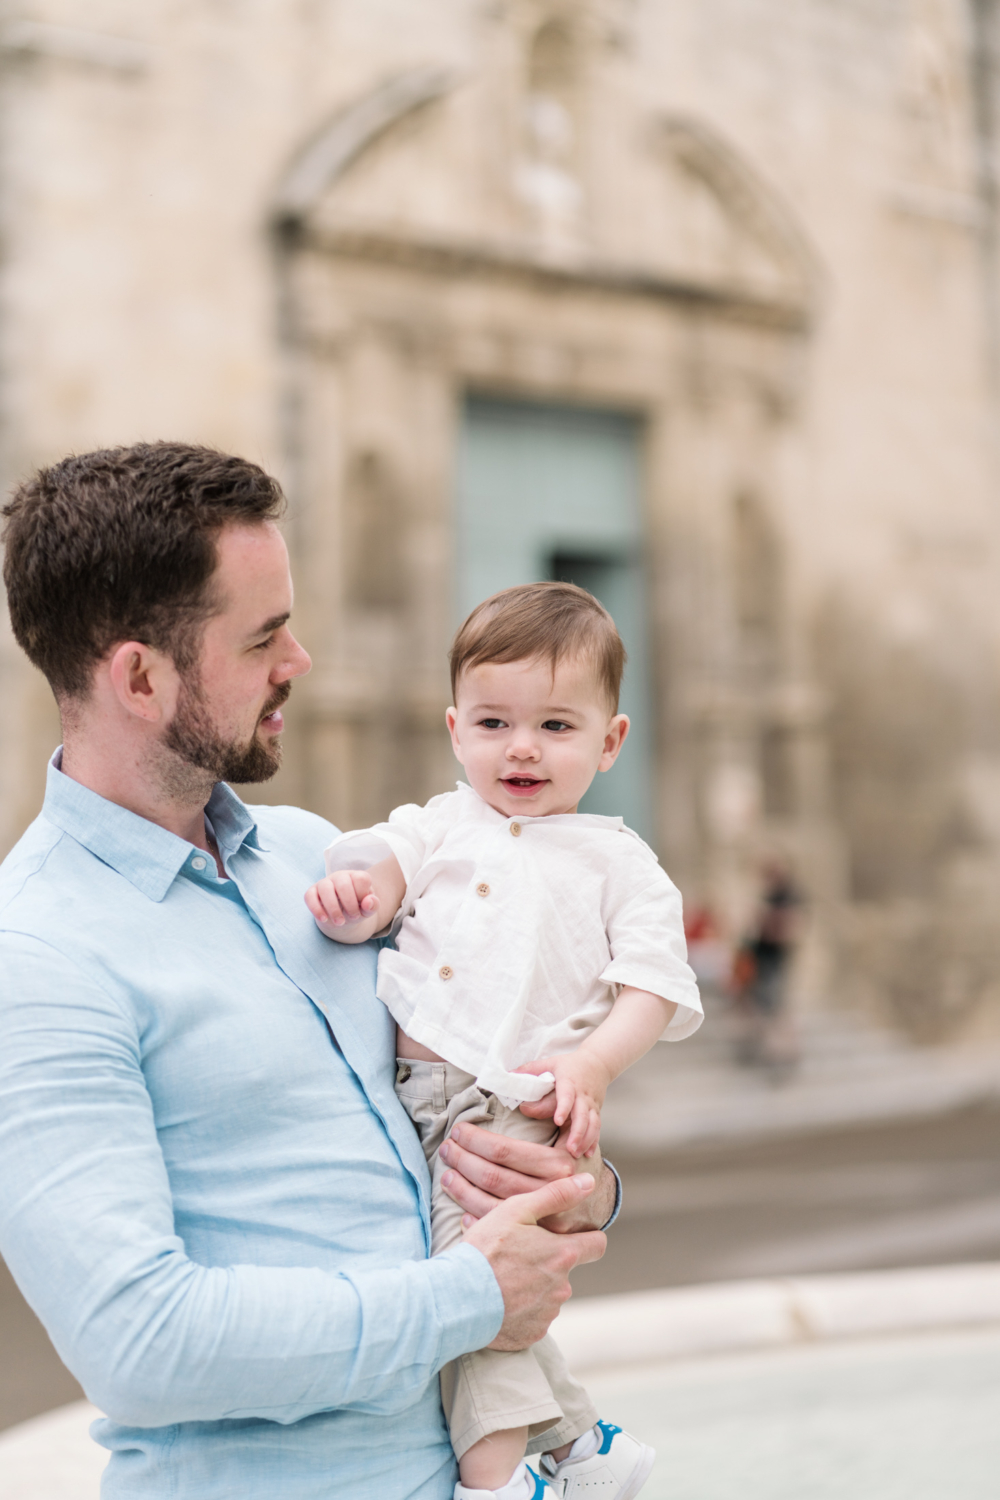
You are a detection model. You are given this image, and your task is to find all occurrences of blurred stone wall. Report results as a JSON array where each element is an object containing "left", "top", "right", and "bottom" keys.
[{"left": 2, "top": 0, "right": 1000, "bottom": 1038}]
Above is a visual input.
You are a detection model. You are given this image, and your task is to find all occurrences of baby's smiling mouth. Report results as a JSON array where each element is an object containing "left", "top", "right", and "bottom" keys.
[{"left": 502, "top": 775, "right": 547, "bottom": 793}]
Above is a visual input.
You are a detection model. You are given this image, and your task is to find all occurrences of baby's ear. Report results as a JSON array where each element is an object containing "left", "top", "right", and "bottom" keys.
[
  {"left": 445, "top": 706, "right": 465, "bottom": 763},
  {"left": 600, "top": 714, "right": 630, "bottom": 770}
]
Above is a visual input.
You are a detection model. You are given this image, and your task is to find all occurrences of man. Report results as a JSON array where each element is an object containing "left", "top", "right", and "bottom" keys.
[{"left": 0, "top": 444, "right": 615, "bottom": 1498}]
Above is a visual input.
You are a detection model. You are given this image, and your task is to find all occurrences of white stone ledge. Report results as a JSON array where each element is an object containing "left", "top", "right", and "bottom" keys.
[{"left": 558, "top": 1261, "right": 1000, "bottom": 1374}]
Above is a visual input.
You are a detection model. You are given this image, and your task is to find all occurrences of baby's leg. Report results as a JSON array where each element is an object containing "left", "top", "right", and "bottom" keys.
[
  {"left": 425, "top": 1088, "right": 562, "bottom": 1480},
  {"left": 436, "top": 1092, "right": 597, "bottom": 1488},
  {"left": 395, "top": 1063, "right": 598, "bottom": 1489}
]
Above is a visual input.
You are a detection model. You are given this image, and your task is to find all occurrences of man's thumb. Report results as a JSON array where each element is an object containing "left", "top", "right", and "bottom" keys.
[{"left": 506, "top": 1173, "right": 595, "bottom": 1227}]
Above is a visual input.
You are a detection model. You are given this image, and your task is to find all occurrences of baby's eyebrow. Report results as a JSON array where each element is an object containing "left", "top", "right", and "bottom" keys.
[{"left": 470, "top": 702, "right": 582, "bottom": 715}]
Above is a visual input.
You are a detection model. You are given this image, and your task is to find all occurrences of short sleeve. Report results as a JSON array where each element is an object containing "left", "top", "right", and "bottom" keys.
[
  {"left": 600, "top": 852, "right": 703, "bottom": 1041},
  {"left": 324, "top": 795, "right": 449, "bottom": 889}
]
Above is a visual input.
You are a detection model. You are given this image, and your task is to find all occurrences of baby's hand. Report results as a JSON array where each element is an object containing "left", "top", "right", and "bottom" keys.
[
  {"left": 305, "top": 871, "right": 379, "bottom": 937},
  {"left": 515, "top": 1053, "right": 610, "bottom": 1159}
]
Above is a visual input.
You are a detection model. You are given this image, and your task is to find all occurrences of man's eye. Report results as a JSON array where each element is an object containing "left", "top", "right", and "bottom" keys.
[
  {"left": 253, "top": 635, "right": 277, "bottom": 652},
  {"left": 542, "top": 720, "right": 572, "bottom": 732},
  {"left": 479, "top": 718, "right": 506, "bottom": 730}
]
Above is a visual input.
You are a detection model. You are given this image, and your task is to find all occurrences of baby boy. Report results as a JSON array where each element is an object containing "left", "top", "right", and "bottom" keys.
[{"left": 305, "top": 582, "right": 702, "bottom": 1500}]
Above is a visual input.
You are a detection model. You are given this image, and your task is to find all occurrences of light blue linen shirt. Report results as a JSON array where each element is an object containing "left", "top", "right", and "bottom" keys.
[{"left": 0, "top": 754, "right": 504, "bottom": 1498}]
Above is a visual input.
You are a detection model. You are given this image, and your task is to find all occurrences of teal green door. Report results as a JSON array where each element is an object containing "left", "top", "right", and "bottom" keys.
[{"left": 456, "top": 396, "right": 653, "bottom": 840}]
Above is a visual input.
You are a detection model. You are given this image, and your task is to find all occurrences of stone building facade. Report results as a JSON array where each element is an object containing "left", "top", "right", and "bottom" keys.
[{"left": 2, "top": 0, "right": 1000, "bottom": 1037}]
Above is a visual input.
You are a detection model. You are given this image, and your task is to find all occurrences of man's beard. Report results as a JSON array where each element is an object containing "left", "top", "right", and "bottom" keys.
[{"left": 163, "top": 676, "right": 291, "bottom": 788}]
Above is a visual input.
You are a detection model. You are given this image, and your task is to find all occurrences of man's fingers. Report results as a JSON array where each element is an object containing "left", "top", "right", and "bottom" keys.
[
  {"left": 439, "top": 1140, "right": 550, "bottom": 1202},
  {"left": 442, "top": 1123, "right": 575, "bottom": 1193},
  {"left": 440, "top": 1170, "right": 495, "bottom": 1220},
  {"left": 503, "top": 1172, "right": 595, "bottom": 1227},
  {"left": 560, "top": 1227, "right": 607, "bottom": 1268}
]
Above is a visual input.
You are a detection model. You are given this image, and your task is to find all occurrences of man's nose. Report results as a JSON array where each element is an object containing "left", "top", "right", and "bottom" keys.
[{"left": 275, "top": 631, "right": 312, "bottom": 681}]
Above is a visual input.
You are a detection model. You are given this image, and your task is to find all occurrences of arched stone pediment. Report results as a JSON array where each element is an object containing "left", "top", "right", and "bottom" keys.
[{"left": 273, "top": 64, "right": 821, "bottom": 327}]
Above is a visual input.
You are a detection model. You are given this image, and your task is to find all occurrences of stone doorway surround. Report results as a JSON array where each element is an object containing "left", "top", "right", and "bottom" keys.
[{"left": 268, "top": 11, "right": 839, "bottom": 961}]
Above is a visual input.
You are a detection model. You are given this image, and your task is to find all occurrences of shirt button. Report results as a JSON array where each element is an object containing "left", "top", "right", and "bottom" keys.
[
  {"left": 439, "top": 965, "right": 454, "bottom": 981},
  {"left": 476, "top": 883, "right": 490, "bottom": 897},
  {"left": 191, "top": 856, "right": 207, "bottom": 871},
  {"left": 510, "top": 822, "right": 521, "bottom": 837}
]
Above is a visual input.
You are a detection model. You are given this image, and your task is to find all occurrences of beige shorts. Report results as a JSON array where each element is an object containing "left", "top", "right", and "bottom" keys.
[{"left": 395, "top": 1058, "right": 598, "bottom": 1460}]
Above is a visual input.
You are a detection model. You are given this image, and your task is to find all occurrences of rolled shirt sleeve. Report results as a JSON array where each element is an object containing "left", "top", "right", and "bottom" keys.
[
  {"left": 600, "top": 862, "right": 704, "bottom": 1040},
  {"left": 325, "top": 797, "right": 445, "bottom": 890},
  {"left": 0, "top": 932, "right": 504, "bottom": 1429}
]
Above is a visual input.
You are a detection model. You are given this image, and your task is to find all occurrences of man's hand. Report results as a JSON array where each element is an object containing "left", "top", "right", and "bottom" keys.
[
  {"left": 462, "top": 1174, "right": 606, "bottom": 1350},
  {"left": 440, "top": 1123, "right": 616, "bottom": 1233}
]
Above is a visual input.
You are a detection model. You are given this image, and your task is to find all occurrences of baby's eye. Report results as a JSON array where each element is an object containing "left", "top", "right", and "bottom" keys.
[
  {"left": 479, "top": 718, "right": 506, "bottom": 730},
  {"left": 542, "top": 719, "right": 573, "bottom": 732}
]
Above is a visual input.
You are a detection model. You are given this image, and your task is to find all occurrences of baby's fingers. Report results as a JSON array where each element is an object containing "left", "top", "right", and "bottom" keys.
[
  {"left": 565, "top": 1094, "right": 591, "bottom": 1156},
  {"left": 331, "top": 871, "right": 374, "bottom": 921},
  {"left": 578, "top": 1108, "right": 602, "bottom": 1161},
  {"left": 305, "top": 879, "right": 345, "bottom": 927},
  {"left": 552, "top": 1073, "right": 577, "bottom": 1130}
]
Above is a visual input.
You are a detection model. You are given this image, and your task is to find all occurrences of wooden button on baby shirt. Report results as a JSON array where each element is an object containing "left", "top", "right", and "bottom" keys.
[
  {"left": 438, "top": 965, "right": 454, "bottom": 980},
  {"left": 476, "top": 883, "right": 490, "bottom": 897},
  {"left": 510, "top": 822, "right": 521, "bottom": 837}
]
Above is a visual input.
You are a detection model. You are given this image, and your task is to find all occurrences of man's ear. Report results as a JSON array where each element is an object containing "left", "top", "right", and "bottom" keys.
[
  {"left": 107, "top": 641, "right": 179, "bottom": 724},
  {"left": 445, "top": 706, "right": 465, "bottom": 765},
  {"left": 598, "top": 714, "right": 630, "bottom": 772}
]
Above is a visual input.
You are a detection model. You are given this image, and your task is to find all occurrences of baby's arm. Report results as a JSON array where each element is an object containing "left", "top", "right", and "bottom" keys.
[
  {"left": 305, "top": 856, "right": 406, "bottom": 945},
  {"left": 519, "top": 988, "right": 677, "bottom": 1158}
]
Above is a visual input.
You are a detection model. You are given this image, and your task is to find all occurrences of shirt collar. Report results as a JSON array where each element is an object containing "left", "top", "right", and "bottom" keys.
[{"left": 42, "top": 749, "right": 262, "bottom": 903}]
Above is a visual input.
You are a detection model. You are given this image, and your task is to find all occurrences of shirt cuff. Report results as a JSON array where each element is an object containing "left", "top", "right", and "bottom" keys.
[
  {"left": 600, "top": 1159, "right": 623, "bottom": 1231},
  {"left": 427, "top": 1240, "right": 506, "bottom": 1363}
]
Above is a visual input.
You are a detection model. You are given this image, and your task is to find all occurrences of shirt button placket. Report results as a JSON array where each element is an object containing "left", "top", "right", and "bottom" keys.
[{"left": 438, "top": 964, "right": 454, "bottom": 981}]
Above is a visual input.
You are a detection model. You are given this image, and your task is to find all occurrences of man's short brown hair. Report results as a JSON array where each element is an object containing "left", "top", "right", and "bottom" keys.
[
  {"left": 449, "top": 581, "right": 626, "bottom": 712},
  {"left": 2, "top": 442, "right": 285, "bottom": 698}
]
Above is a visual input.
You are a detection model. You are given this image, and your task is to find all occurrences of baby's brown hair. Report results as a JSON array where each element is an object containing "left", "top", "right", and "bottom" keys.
[{"left": 449, "top": 581, "right": 626, "bottom": 713}]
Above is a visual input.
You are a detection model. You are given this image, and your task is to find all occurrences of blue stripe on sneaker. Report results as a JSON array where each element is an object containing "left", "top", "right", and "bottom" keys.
[
  {"left": 596, "top": 1420, "right": 623, "bottom": 1456},
  {"left": 526, "top": 1464, "right": 553, "bottom": 1496}
]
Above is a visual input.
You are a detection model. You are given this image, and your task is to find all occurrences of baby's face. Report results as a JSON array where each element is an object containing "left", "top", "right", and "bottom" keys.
[{"left": 446, "top": 654, "right": 629, "bottom": 819}]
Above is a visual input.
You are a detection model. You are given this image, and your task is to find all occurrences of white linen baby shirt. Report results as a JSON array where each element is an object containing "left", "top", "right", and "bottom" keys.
[{"left": 324, "top": 782, "right": 702, "bottom": 1105}]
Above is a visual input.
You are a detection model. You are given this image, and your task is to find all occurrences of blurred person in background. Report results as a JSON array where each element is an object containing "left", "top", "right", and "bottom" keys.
[{"left": 733, "top": 858, "right": 804, "bottom": 1082}]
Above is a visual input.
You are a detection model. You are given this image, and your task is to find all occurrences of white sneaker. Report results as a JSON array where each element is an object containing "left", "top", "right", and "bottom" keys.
[
  {"left": 540, "top": 1422, "right": 655, "bottom": 1499},
  {"left": 455, "top": 1463, "right": 556, "bottom": 1499}
]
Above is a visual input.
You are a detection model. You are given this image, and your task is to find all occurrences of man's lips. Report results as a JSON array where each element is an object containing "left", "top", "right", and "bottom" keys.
[
  {"left": 259, "top": 685, "right": 291, "bottom": 733},
  {"left": 502, "top": 776, "right": 547, "bottom": 797}
]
